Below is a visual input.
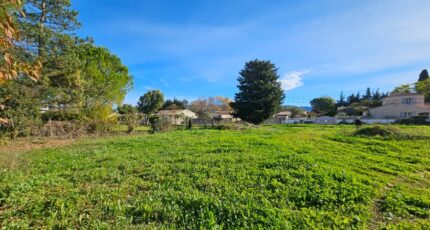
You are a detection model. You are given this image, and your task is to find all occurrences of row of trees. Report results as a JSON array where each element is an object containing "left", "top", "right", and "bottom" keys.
[
  {"left": 121, "top": 90, "right": 232, "bottom": 117},
  {"left": 117, "top": 59, "right": 285, "bottom": 125},
  {"left": 310, "top": 69, "right": 430, "bottom": 116},
  {"left": 392, "top": 69, "right": 430, "bottom": 102},
  {"left": 337, "top": 88, "right": 389, "bottom": 108},
  {"left": 0, "top": 0, "right": 132, "bottom": 137}
]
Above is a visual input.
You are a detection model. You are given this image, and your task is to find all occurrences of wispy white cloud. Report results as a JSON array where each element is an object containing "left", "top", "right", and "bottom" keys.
[
  {"left": 77, "top": 0, "right": 430, "bottom": 103},
  {"left": 285, "top": 0, "right": 430, "bottom": 76},
  {"left": 280, "top": 70, "right": 309, "bottom": 91},
  {"left": 179, "top": 77, "right": 192, "bottom": 82},
  {"left": 159, "top": 79, "right": 170, "bottom": 87}
]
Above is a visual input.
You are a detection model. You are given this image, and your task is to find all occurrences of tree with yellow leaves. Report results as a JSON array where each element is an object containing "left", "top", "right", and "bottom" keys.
[{"left": 0, "top": 0, "right": 40, "bottom": 84}]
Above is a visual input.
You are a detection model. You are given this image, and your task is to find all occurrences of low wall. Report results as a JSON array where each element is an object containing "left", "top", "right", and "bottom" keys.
[{"left": 283, "top": 118, "right": 397, "bottom": 124}]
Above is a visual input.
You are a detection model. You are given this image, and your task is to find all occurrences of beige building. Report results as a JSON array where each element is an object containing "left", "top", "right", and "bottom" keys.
[
  {"left": 209, "top": 111, "right": 234, "bottom": 119},
  {"left": 274, "top": 111, "right": 292, "bottom": 120},
  {"left": 157, "top": 109, "right": 197, "bottom": 125},
  {"left": 369, "top": 93, "right": 430, "bottom": 119}
]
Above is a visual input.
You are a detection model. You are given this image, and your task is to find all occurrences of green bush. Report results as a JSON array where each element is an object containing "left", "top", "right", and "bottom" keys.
[
  {"left": 41, "top": 111, "right": 84, "bottom": 122},
  {"left": 355, "top": 125, "right": 400, "bottom": 137},
  {"left": 395, "top": 116, "right": 430, "bottom": 125},
  {"left": 86, "top": 119, "right": 119, "bottom": 134},
  {"left": 148, "top": 115, "right": 172, "bottom": 133}
]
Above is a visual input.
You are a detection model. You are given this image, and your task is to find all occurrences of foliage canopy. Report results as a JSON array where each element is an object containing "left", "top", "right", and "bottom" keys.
[{"left": 231, "top": 59, "right": 284, "bottom": 124}]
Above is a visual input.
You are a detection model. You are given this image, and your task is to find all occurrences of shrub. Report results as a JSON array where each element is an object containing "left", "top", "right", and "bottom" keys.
[
  {"left": 148, "top": 115, "right": 172, "bottom": 133},
  {"left": 41, "top": 111, "right": 83, "bottom": 122},
  {"left": 86, "top": 119, "right": 119, "bottom": 134},
  {"left": 354, "top": 125, "right": 400, "bottom": 137},
  {"left": 187, "top": 119, "right": 192, "bottom": 130},
  {"left": 395, "top": 116, "right": 430, "bottom": 125},
  {"left": 214, "top": 122, "right": 256, "bottom": 130},
  {"left": 31, "top": 121, "right": 87, "bottom": 138}
]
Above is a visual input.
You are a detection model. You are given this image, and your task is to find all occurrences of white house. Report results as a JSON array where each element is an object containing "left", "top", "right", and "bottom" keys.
[
  {"left": 157, "top": 109, "right": 197, "bottom": 125},
  {"left": 209, "top": 111, "right": 234, "bottom": 120},
  {"left": 369, "top": 93, "right": 430, "bottom": 120},
  {"left": 274, "top": 111, "right": 292, "bottom": 120}
]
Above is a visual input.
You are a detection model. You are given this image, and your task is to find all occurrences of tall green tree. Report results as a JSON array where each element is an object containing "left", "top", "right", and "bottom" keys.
[
  {"left": 137, "top": 90, "right": 164, "bottom": 114},
  {"left": 355, "top": 92, "right": 361, "bottom": 102},
  {"left": 310, "top": 97, "right": 336, "bottom": 116},
  {"left": 372, "top": 89, "right": 382, "bottom": 100},
  {"left": 161, "top": 98, "right": 187, "bottom": 110},
  {"left": 0, "top": 78, "right": 42, "bottom": 137},
  {"left": 19, "top": 0, "right": 80, "bottom": 59},
  {"left": 78, "top": 45, "right": 132, "bottom": 119},
  {"left": 347, "top": 93, "right": 356, "bottom": 105},
  {"left": 231, "top": 59, "right": 284, "bottom": 124},
  {"left": 363, "top": 87, "right": 372, "bottom": 100},
  {"left": 17, "top": 0, "right": 85, "bottom": 109},
  {"left": 117, "top": 104, "right": 136, "bottom": 115},
  {"left": 416, "top": 79, "right": 430, "bottom": 102},
  {"left": 337, "top": 91, "right": 346, "bottom": 107},
  {"left": 416, "top": 69, "right": 430, "bottom": 102},
  {"left": 392, "top": 84, "right": 413, "bottom": 94},
  {"left": 418, "top": 69, "right": 429, "bottom": 82}
]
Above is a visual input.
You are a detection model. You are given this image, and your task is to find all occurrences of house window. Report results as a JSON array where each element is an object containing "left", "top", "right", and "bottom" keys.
[
  {"left": 400, "top": 112, "right": 414, "bottom": 118},
  {"left": 402, "top": 97, "right": 415, "bottom": 104}
]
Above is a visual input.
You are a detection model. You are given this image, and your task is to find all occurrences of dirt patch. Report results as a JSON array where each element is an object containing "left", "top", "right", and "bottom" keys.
[{"left": 0, "top": 138, "right": 76, "bottom": 169}]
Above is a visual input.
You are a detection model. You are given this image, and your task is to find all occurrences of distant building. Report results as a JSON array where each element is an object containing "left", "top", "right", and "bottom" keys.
[
  {"left": 157, "top": 109, "right": 197, "bottom": 125},
  {"left": 369, "top": 93, "right": 430, "bottom": 119},
  {"left": 274, "top": 111, "right": 292, "bottom": 120},
  {"left": 209, "top": 111, "right": 234, "bottom": 120}
]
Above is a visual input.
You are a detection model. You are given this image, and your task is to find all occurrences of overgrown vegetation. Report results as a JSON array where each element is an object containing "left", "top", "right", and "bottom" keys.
[
  {"left": 354, "top": 126, "right": 401, "bottom": 137},
  {"left": 1, "top": 125, "right": 429, "bottom": 228},
  {"left": 0, "top": 0, "right": 132, "bottom": 139}
]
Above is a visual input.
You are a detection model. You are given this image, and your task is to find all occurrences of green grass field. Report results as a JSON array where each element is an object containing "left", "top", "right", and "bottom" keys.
[{"left": 1, "top": 125, "right": 429, "bottom": 229}]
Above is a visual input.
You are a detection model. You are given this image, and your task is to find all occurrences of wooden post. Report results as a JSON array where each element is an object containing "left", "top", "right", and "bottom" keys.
[{"left": 49, "top": 118, "right": 53, "bottom": 137}]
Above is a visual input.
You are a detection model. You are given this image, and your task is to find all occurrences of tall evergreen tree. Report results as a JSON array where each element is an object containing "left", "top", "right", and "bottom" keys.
[
  {"left": 13, "top": 0, "right": 84, "bottom": 111},
  {"left": 363, "top": 87, "right": 372, "bottom": 100},
  {"left": 231, "top": 59, "right": 284, "bottom": 124},
  {"left": 355, "top": 92, "right": 361, "bottom": 103},
  {"left": 347, "top": 93, "right": 356, "bottom": 105},
  {"left": 416, "top": 80, "right": 430, "bottom": 102},
  {"left": 416, "top": 69, "right": 430, "bottom": 102},
  {"left": 161, "top": 98, "right": 187, "bottom": 110},
  {"left": 337, "top": 91, "right": 346, "bottom": 107},
  {"left": 372, "top": 89, "right": 381, "bottom": 100},
  {"left": 418, "top": 69, "right": 429, "bottom": 82},
  {"left": 19, "top": 0, "right": 80, "bottom": 59}
]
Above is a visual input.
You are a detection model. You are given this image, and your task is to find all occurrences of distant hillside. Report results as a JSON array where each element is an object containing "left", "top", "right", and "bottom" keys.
[
  {"left": 299, "top": 106, "right": 312, "bottom": 112},
  {"left": 282, "top": 105, "right": 312, "bottom": 112}
]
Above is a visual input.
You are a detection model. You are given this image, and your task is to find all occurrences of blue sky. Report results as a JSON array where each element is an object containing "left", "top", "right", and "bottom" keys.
[{"left": 71, "top": 0, "right": 430, "bottom": 106}]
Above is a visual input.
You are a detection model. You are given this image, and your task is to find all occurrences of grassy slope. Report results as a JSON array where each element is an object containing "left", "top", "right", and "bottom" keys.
[{"left": 0, "top": 125, "right": 429, "bottom": 229}]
